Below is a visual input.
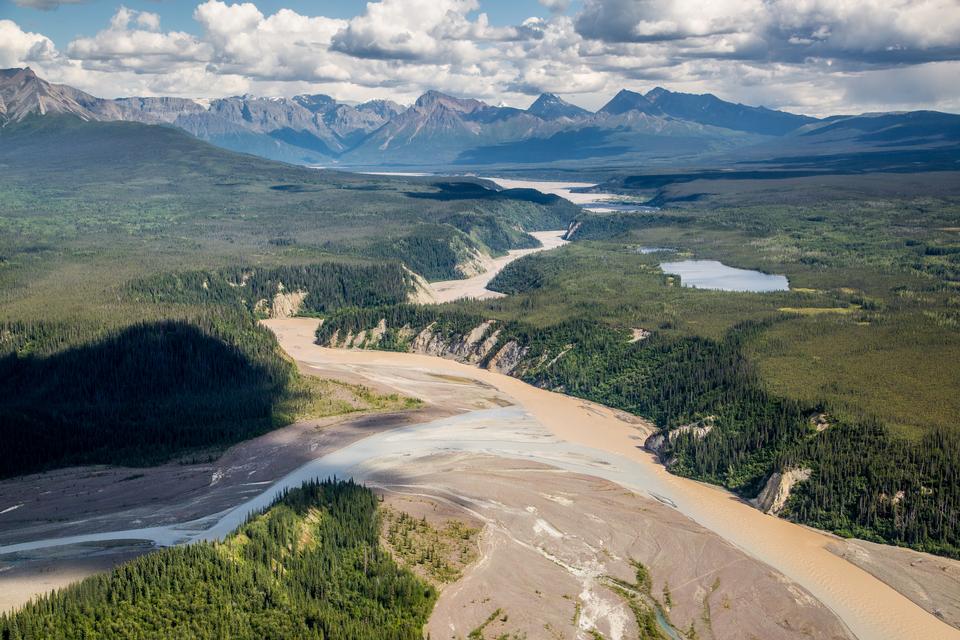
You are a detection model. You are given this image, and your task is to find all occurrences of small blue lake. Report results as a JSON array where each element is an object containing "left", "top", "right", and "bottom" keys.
[{"left": 660, "top": 260, "right": 789, "bottom": 292}]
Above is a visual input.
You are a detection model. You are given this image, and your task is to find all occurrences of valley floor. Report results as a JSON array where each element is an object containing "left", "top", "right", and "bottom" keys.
[
  {"left": 426, "top": 229, "right": 568, "bottom": 303},
  {"left": 1, "top": 317, "right": 958, "bottom": 639}
]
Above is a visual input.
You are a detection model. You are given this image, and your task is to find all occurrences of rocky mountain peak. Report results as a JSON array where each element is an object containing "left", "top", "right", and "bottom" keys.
[
  {"left": 598, "top": 89, "right": 662, "bottom": 116},
  {"left": 414, "top": 90, "right": 484, "bottom": 114},
  {"left": 292, "top": 94, "right": 337, "bottom": 113},
  {"left": 527, "top": 92, "right": 590, "bottom": 120}
]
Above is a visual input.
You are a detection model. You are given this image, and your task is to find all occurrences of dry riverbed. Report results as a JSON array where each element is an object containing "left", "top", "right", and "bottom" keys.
[
  {"left": 425, "top": 229, "right": 568, "bottom": 303},
  {"left": 370, "top": 454, "right": 852, "bottom": 640}
]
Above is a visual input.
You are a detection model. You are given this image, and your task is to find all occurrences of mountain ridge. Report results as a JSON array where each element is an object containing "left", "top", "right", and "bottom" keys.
[
  {"left": 527, "top": 92, "right": 591, "bottom": 120},
  {"left": 3, "top": 67, "right": 956, "bottom": 169}
]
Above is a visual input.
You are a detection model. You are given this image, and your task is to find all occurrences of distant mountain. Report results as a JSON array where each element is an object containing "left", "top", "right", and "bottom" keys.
[
  {"left": 347, "top": 88, "right": 778, "bottom": 165},
  {"left": 112, "top": 96, "right": 207, "bottom": 124},
  {"left": 3, "top": 67, "right": 955, "bottom": 170},
  {"left": 342, "top": 90, "right": 550, "bottom": 164},
  {"left": 356, "top": 99, "right": 405, "bottom": 121},
  {"left": 594, "top": 87, "right": 816, "bottom": 136},
  {"left": 290, "top": 93, "right": 337, "bottom": 113},
  {"left": 645, "top": 87, "right": 817, "bottom": 136},
  {"left": 0, "top": 68, "right": 398, "bottom": 163},
  {"left": 800, "top": 110, "right": 960, "bottom": 144},
  {"left": 597, "top": 89, "right": 661, "bottom": 116},
  {"left": 0, "top": 67, "right": 119, "bottom": 122},
  {"left": 733, "top": 110, "right": 960, "bottom": 171},
  {"left": 527, "top": 93, "right": 590, "bottom": 120},
  {"left": 324, "top": 100, "right": 404, "bottom": 148}
]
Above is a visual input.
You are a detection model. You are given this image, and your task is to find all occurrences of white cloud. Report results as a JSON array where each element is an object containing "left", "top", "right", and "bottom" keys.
[
  {"left": 0, "top": 19, "right": 61, "bottom": 68},
  {"left": 194, "top": 1, "right": 349, "bottom": 81},
  {"left": 538, "top": 0, "right": 570, "bottom": 14},
  {"left": 331, "top": 0, "right": 488, "bottom": 61},
  {"left": 0, "top": 0, "right": 957, "bottom": 115},
  {"left": 575, "top": 0, "right": 960, "bottom": 65},
  {"left": 576, "top": 0, "right": 763, "bottom": 43},
  {"left": 135, "top": 11, "right": 161, "bottom": 32},
  {"left": 67, "top": 7, "right": 211, "bottom": 73},
  {"left": 767, "top": 0, "right": 960, "bottom": 64}
]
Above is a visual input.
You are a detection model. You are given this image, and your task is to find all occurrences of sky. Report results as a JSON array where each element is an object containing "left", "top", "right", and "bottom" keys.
[{"left": 1, "top": 0, "right": 959, "bottom": 116}]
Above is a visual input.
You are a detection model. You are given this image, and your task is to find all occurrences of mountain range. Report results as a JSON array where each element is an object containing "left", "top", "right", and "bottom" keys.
[{"left": 2, "top": 67, "right": 958, "bottom": 170}]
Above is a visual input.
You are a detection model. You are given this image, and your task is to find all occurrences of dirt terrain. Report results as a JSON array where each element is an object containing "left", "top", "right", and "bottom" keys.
[
  {"left": 372, "top": 454, "right": 852, "bottom": 640},
  {"left": 0, "top": 409, "right": 444, "bottom": 547},
  {"left": 0, "top": 542, "right": 150, "bottom": 613}
]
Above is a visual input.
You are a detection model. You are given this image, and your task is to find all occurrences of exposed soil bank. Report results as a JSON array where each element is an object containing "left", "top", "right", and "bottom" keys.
[{"left": 427, "top": 229, "right": 567, "bottom": 303}]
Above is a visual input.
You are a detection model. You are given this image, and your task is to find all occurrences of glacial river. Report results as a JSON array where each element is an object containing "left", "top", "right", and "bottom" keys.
[
  {"left": 1, "top": 176, "right": 956, "bottom": 639},
  {"left": 2, "top": 319, "right": 958, "bottom": 640}
]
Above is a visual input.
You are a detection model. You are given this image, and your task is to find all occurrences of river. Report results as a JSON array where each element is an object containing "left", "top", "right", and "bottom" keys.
[
  {"left": 2, "top": 318, "right": 957, "bottom": 640},
  {"left": 1, "top": 177, "right": 956, "bottom": 639}
]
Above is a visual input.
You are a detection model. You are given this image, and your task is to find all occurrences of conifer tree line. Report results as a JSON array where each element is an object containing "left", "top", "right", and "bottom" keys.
[
  {"left": 129, "top": 261, "right": 415, "bottom": 315},
  {"left": 0, "top": 480, "right": 436, "bottom": 639},
  {"left": 318, "top": 305, "right": 960, "bottom": 558},
  {"left": 0, "top": 259, "right": 422, "bottom": 479}
]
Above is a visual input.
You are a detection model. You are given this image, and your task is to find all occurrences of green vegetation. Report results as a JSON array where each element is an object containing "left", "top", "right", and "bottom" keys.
[
  {"left": 0, "top": 479, "right": 436, "bottom": 639},
  {"left": 317, "top": 176, "right": 960, "bottom": 558},
  {"left": 381, "top": 507, "right": 480, "bottom": 584},
  {"left": 3, "top": 111, "right": 959, "bottom": 562},
  {"left": 0, "top": 115, "right": 575, "bottom": 477},
  {"left": 370, "top": 223, "right": 489, "bottom": 281},
  {"left": 604, "top": 560, "right": 676, "bottom": 640},
  {"left": 0, "top": 314, "right": 416, "bottom": 479},
  {"left": 467, "top": 608, "right": 523, "bottom": 640},
  {"left": 129, "top": 262, "right": 414, "bottom": 317}
]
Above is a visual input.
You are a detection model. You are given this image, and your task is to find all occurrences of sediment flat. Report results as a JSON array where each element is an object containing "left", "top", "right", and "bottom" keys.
[
  {"left": 428, "top": 229, "right": 568, "bottom": 303},
  {"left": 264, "top": 317, "right": 960, "bottom": 640}
]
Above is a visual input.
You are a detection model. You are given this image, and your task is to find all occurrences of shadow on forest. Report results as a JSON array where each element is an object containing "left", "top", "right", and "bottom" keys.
[
  {"left": 405, "top": 181, "right": 564, "bottom": 204},
  {"left": 0, "top": 321, "right": 286, "bottom": 479}
]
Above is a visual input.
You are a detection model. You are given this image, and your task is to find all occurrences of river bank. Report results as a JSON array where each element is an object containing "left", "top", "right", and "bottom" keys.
[
  {"left": 426, "top": 229, "right": 568, "bottom": 303},
  {"left": 2, "top": 317, "right": 956, "bottom": 638},
  {"left": 264, "top": 318, "right": 960, "bottom": 640}
]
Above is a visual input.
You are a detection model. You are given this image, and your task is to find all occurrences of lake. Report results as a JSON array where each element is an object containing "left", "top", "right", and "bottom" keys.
[{"left": 660, "top": 260, "right": 789, "bottom": 292}]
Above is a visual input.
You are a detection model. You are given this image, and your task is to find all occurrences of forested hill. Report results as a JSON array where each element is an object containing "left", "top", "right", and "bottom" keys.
[
  {"left": 0, "top": 115, "right": 578, "bottom": 281},
  {"left": 0, "top": 114, "right": 577, "bottom": 479},
  {"left": 0, "top": 479, "right": 437, "bottom": 639}
]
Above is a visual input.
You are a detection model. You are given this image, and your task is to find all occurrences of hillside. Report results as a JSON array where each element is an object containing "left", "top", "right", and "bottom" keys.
[
  {"left": 0, "top": 114, "right": 576, "bottom": 476},
  {"left": 0, "top": 115, "right": 577, "bottom": 281},
  {"left": 0, "top": 479, "right": 436, "bottom": 639}
]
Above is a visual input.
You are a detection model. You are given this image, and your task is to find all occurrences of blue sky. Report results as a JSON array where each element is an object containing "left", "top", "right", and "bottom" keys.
[
  {"left": 3, "top": 1, "right": 582, "bottom": 46},
  {"left": 1, "top": 0, "right": 958, "bottom": 115}
]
